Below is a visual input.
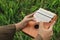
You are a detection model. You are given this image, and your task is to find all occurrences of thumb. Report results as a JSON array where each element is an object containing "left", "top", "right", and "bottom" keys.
[{"left": 39, "top": 22, "right": 44, "bottom": 29}]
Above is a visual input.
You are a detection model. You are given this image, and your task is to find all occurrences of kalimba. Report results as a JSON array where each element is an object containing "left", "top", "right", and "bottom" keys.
[{"left": 22, "top": 8, "right": 57, "bottom": 38}]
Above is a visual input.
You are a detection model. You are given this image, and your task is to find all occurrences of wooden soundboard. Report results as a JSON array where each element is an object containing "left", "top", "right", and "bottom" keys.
[{"left": 22, "top": 8, "right": 57, "bottom": 38}]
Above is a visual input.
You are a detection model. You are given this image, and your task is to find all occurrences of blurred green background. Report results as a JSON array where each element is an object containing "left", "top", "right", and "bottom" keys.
[{"left": 0, "top": 0, "right": 60, "bottom": 40}]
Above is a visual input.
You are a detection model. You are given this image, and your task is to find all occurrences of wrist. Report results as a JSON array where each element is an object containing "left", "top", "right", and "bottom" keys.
[
  {"left": 15, "top": 22, "right": 21, "bottom": 31},
  {"left": 15, "top": 20, "right": 27, "bottom": 31}
]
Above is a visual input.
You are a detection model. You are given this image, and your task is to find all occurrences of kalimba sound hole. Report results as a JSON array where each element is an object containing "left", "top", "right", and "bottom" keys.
[{"left": 34, "top": 25, "right": 39, "bottom": 29}]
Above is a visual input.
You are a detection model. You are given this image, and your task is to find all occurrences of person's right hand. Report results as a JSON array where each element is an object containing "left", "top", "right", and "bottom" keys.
[{"left": 37, "top": 21, "right": 56, "bottom": 40}]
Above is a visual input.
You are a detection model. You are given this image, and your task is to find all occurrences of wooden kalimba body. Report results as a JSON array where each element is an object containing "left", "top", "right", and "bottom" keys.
[{"left": 22, "top": 8, "right": 57, "bottom": 38}]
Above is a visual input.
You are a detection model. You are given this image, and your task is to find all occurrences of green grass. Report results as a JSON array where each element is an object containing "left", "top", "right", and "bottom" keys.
[{"left": 0, "top": 0, "right": 60, "bottom": 40}]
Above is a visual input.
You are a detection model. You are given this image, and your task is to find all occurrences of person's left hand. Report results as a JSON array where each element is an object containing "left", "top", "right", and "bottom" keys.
[
  {"left": 39, "top": 21, "right": 55, "bottom": 40},
  {"left": 15, "top": 13, "right": 35, "bottom": 31}
]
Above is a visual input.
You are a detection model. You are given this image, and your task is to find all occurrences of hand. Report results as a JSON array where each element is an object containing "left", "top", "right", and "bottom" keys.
[
  {"left": 22, "top": 13, "right": 34, "bottom": 22},
  {"left": 15, "top": 13, "right": 34, "bottom": 31},
  {"left": 37, "top": 21, "right": 55, "bottom": 40}
]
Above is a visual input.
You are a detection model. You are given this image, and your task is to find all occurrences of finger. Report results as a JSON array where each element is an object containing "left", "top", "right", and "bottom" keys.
[
  {"left": 49, "top": 21, "right": 56, "bottom": 30},
  {"left": 26, "top": 13, "right": 34, "bottom": 18},
  {"left": 28, "top": 17, "right": 35, "bottom": 21}
]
